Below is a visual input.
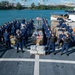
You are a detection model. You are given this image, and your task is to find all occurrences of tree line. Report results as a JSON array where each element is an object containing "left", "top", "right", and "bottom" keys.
[
  {"left": 0, "top": 1, "right": 26, "bottom": 10},
  {"left": 0, "top": 1, "right": 73, "bottom": 10},
  {"left": 30, "top": 3, "right": 73, "bottom": 10}
]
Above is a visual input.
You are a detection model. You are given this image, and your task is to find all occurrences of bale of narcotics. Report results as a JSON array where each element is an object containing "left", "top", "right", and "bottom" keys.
[{"left": 10, "top": 35, "right": 16, "bottom": 45}]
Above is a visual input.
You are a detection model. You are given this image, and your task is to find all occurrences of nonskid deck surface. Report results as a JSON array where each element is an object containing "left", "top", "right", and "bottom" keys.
[{"left": 0, "top": 45, "right": 75, "bottom": 75}]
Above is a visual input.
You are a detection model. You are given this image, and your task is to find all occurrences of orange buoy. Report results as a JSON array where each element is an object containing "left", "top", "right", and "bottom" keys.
[{"left": 73, "top": 28, "right": 75, "bottom": 32}]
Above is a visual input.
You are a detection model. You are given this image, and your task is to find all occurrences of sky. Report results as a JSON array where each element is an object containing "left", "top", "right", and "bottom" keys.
[{"left": 0, "top": 0, "right": 75, "bottom": 6}]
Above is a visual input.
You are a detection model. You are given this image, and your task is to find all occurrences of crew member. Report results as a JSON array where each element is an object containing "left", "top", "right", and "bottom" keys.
[
  {"left": 61, "top": 33, "right": 71, "bottom": 55},
  {"left": 16, "top": 32, "right": 24, "bottom": 53},
  {"left": 58, "top": 31, "right": 66, "bottom": 48},
  {"left": 47, "top": 33, "right": 57, "bottom": 54},
  {"left": 3, "top": 30, "right": 11, "bottom": 49},
  {"left": 46, "top": 31, "right": 52, "bottom": 47}
]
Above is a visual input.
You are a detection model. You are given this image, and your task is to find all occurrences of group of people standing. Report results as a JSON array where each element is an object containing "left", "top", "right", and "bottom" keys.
[
  {"left": 0, "top": 18, "right": 34, "bottom": 53},
  {"left": 42, "top": 18, "right": 75, "bottom": 55},
  {"left": 0, "top": 17, "right": 75, "bottom": 55}
]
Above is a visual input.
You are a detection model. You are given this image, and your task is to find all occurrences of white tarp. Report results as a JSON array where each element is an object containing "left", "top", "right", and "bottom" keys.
[{"left": 69, "top": 14, "right": 75, "bottom": 21}]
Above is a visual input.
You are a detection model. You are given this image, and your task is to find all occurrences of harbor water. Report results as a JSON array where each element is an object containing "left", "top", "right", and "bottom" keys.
[{"left": 0, "top": 10, "right": 66, "bottom": 25}]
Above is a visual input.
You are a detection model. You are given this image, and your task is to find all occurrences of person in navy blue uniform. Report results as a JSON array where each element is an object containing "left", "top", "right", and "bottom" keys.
[
  {"left": 3, "top": 30, "right": 11, "bottom": 49},
  {"left": 22, "top": 33, "right": 26, "bottom": 48},
  {"left": 11, "top": 25, "right": 16, "bottom": 36},
  {"left": 21, "top": 26, "right": 26, "bottom": 34},
  {"left": 20, "top": 30, "right": 26, "bottom": 48},
  {"left": 2, "top": 25, "right": 5, "bottom": 33},
  {"left": 58, "top": 31, "right": 66, "bottom": 48},
  {"left": 30, "top": 19, "right": 34, "bottom": 29},
  {"left": 25, "top": 22, "right": 32, "bottom": 41},
  {"left": 13, "top": 19, "right": 17, "bottom": 26},
  {"left": 42, "top": 23, "right": 46, "bottom": 30},
  {"left": 21, "top": 18, "right": 25, "bottom": 24},
  {"left": 43, "top": 24, "right": 49, "bottom": 45},
  {"left": 68, "top": 27, "right": 73, "bottom": 34},
  {"left": 46, "top": 30, "right": 52, "bottom": 46},
  {"left": 0, "top": 27, "right": 2, "bottom": 43},
  {"left": 66, "top": 25, "right": 69, "bottom": 31},
  {"left": 61, "top": 23, "right": 66, "bottom": 28},
  {"left": 15, "top": 21, "right": 21, "bottom": 30},
  {"left": 45, "top": 19, "right": 48, "bottom": 24},
  {"left": 1, "top": 26, "right": 5, "bottom": 43},
  {"left": 8, "top": 22, "right": 12, "bottom": 34},
  {"left": 16, "top": 32, "right": 24, "bottom": 53},
  {"left": 45, "top": 25, "right": 49, "bottom": 33},
  {"left": 61, "top": 33, "right": 71, "bottom": 55},
  {"left": 4, "top": 23, "right": 9, "bottom": 32},
  {"left": 57, "top": 19, "right": 63, "bottom": 28},
  {"left": 47, "top": 33, "right": 57, "bottom": 54}
]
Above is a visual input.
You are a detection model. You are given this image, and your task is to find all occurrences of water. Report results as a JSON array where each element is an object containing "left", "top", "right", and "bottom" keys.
[{"left": 0, "top": 10, "right": 66, "bottom": 25}]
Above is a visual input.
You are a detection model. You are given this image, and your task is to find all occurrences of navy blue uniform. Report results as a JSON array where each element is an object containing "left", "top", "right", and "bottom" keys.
[
  {"left": 16, "top": 33, "right": 24, "bottom": 53},
  {"left": 4, "top": 24, "right": 9, "bottom": 32},
  {"left": 21, "top": 28, "right": 26, "bottom": 34},
  {"left": 58, "top": 21, "right": 63, "bottom": 27},
  {"left": 0, "top": 28, "right": 2, "bottom": 43},
  {"left": 0, "top": 27, "right": 5, "bottom": 43},
  {"left": 15, "top": 22, "right": 21, "bottom": 30},
  {"left": 58, "top": 33, "right": 66, "bottom": 47},
  {"left": 21, "top": 19, "right": 25, "bottom": 24},
  {"left": 21, "top": 33, "right": 26, "bottom": 47},
  {"left": 66, "top": 26, "right": 69, "bottom": 31},
  {"left": 61, "top": 36, "right": 70, "bottom": 54},
  {"left": 8, "top": 23, "right": 12, "bottom": 34},
  {"left": 13, "top": 20, "right": 17, "bottom": 25},
  {"left": 42, "top": 24, "right": 46, "bottom": 30},
  {"left": 3, "top": 31, "right": 11, "bottom": 48},
  {"left": 61, "top": 24, "right": 66, "bottom": 28},
  {"left": 42, "top": 24, "right": 48, "bottom": 45},
  {"left": 11, "top": 26, "right": 16, "bottom": 35},
  {"left": 47, "top": 34, "right": 57, "bottom": 53},
  {"left": 45, "top": 26, "right": 49, "bottom": 33},
  {"left": 30, "top": 19, "right": 34, "bottom": 29},
  {"left": 46, "top": 32, "right": 52, "bottom": 46},
  {"left": 68, "top": 28, "right": 73, "bottom": 33}
]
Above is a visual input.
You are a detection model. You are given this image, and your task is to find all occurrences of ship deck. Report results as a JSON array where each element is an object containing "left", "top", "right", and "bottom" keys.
[
  {"left": 0, "top": 16, "right": 75, "bottom": 75},
  {"left": 0, "top": 46, "right": 75, "bottom": 75}
]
